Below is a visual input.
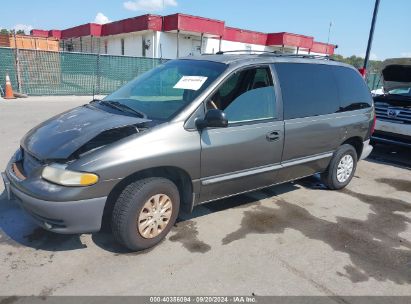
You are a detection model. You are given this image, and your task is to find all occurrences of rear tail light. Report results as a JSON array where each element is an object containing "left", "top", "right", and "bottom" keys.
[{"left": 358, "top": 68, "right": 367, "bottom": 78}]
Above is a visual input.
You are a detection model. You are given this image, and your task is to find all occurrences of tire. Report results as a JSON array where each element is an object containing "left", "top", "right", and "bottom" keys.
[
  {"left": 111, "top": 177, "right": 180, "bottom": 251},
  {"left": 321, "top": 144, "right": 358, "bottom": 190}
]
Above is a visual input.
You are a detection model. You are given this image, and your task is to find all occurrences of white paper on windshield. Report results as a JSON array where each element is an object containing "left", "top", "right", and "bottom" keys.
[{"left": 173, "top": 76, "right": 208, "bottom": 91}]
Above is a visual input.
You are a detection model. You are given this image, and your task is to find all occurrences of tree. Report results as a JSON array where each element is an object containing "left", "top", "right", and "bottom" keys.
[
  {"left": 0, "top": 28, "right": 26, "bottom": 36},
  {"left": 332, "top": 54, "right": 382, "bottom": 73}
]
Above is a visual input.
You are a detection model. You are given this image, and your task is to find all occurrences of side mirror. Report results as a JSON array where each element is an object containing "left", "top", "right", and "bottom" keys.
[{"left": 196, "top": 109, "right": 228, "bottom": 130}]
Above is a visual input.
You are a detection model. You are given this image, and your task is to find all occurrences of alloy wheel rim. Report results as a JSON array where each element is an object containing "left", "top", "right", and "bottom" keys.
[
  {"left": 336, "top": 154, "right": 354, "bottom": 183},
  {"left": 137, "top": 194, "right": 173, "bottom": 239}
]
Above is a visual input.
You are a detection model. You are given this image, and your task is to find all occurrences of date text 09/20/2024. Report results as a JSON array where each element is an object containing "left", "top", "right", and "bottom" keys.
[{"left": 149, "top": 296, "right": 257, "bottom": 303}]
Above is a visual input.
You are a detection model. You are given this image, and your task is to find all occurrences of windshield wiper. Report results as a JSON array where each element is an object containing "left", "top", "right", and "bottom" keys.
[
  {"left": 96, "top": 100, "right": 147, "bottom": 118},
  {"left": 110, "top": 101, "right": 147, "bottom": 118}
]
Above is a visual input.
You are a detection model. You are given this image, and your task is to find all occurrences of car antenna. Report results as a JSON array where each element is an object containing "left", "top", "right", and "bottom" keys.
[{"left": 92, "top": 86, "right": 99, "bottom": 102}]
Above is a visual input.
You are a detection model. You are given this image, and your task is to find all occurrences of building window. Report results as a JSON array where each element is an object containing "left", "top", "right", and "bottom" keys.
[
  {"left": 104, "top": 40, "right": 108, "bottom": 54},
  {"left": 121, "top": 38, "right": 125, "bottom": 55},
  {"left": 142, "top": 39, "right": 151, "bottom": 57},
  {"left": 66, "top": 41, "right": 73, "bottom": 52}
]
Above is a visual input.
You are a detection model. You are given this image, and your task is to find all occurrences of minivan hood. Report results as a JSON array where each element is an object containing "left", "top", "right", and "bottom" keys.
[
  {"left": 382, "top": 63, "right": 411, "bottom": 92},
  {"left": 21, "top": 104, "right": 150, "bottom": 160}
]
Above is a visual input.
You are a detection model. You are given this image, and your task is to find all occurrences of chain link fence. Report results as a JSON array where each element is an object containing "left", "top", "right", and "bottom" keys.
[
  {"left": 366, "top": 73, "right": 382, "bottom": 91},
  {"left": 0, "top": 47, "right": 168, "bottom": 96},
  {"left": 1, "top": 45, "right": 383, "bottom": 96}
]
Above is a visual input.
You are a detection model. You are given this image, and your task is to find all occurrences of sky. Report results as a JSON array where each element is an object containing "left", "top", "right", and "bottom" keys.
[{"left": 0, "top": 0, "right": 410, "bottom": 60}]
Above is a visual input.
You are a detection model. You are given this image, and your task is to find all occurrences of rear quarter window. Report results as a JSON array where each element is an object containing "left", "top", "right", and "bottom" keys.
[
  {"left": 331, "top": 66, "right": 373, "bottom": 111},
  {"left": 275, "top": 63, "right": 373, "bottom": 120},
  {"left": 275, "top": 63, "right": 340, "bottom": 120}
]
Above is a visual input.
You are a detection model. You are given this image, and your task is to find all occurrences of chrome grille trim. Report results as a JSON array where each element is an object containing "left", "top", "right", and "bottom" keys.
[{"left": 374, "top": 101, "right": 411, "bottom": 124}]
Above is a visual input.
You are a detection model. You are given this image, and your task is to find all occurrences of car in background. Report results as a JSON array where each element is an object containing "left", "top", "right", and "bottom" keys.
[
  {"left": 371, "top": 88, "right": 384, "bottom": 96},
  {"left": 373, "top": 61, "right": 411, "bottom": 147}
]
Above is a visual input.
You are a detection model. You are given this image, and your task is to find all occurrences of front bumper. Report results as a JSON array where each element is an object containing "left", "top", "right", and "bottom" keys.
[
  {"left": 375, "top": 119, "right": 411, "bottom": 137},
  {"left": 2, "top": 170, "right": 107, "bottom": 234},
  {"left": 372, "top": 120, "right": 411, "bottom": 147}
]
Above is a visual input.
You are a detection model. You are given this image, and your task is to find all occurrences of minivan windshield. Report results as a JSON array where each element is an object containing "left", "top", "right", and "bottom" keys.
[{"left": 102, "top": 59, "right": 227, "bottom": 120}]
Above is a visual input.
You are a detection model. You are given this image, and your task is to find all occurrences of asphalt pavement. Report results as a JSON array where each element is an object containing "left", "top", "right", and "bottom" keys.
[{"left": 0, "top": 97, "right": 410, "bottom": 297}]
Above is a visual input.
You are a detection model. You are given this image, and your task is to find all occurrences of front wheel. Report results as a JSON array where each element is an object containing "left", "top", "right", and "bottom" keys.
[
  {"left": 111, "top": 177, "right": 180, "bottom": 251},
  {"left": 321, "top": 144, "right": 358, "bottom": 190}
]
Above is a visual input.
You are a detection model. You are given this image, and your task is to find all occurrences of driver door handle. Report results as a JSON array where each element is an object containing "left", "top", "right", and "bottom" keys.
[{"left": 266, "top": 131, "right": 280, "bottom": 142}]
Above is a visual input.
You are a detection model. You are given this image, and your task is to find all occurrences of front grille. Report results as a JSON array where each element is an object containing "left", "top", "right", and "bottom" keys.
[
  {"left": 375, "top": 101, "right": 411, "bottom": 124},
  {"left": 22, "top": 150, "right": 42, "bottom": 176}
]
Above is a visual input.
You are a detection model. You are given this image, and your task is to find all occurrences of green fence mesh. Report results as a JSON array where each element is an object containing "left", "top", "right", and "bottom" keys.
[
  {"left": 0, "top": 48, "right": 17, "bottom": 93},
  {"left": 366, "top": 73, "right": 382, "bottom": 91},
  {"left": 98, "top": 55, "right": 165, "bottom": 94},
  {"left": 1, "top": 46, "right": 383, "bottom": 96},
  {"left": 0, "top": 47, "right": 167, "bottom": 96}
]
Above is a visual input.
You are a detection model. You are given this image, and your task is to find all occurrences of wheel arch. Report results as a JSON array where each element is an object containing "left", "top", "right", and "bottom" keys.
[
  {"left": 341, "top": 136, "right": 363, "bottom": 159},
  {"left": 102, "top": 166, "right": 194, "bottom": 227}
]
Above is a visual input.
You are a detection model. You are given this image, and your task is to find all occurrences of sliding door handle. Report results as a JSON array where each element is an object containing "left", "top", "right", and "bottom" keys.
[{"left": 266, "top": 131, "right": 280, "bottom": 142}]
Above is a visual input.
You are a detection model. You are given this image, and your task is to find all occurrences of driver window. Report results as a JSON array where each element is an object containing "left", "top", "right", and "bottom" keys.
[{"left": 207, "top": 66, "right": 277, "bottom": 123}]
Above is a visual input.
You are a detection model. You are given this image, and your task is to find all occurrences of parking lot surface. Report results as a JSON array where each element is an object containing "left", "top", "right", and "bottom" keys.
[{"left": 0, "top": 97, "right": 410, "bottom": 296}]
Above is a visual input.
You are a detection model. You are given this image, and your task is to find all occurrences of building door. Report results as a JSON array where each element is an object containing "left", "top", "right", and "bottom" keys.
[{"left": 191, "top": 39, "right": 202, "bottom": 56}]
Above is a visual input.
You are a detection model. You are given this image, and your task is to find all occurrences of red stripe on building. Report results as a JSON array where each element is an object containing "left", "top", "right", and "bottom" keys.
[
  {"left": 48, "top": 30, "right": 62, "bottom": 39},
  {"left": 61, "top": 23, "right": 102, "bottom": 39},
  {"left": 102, "top": 14, "right": 162, "bottom": 36},
  {"left": 267, "top": 32, "right": 313, "bottom": 49},
  {"left": 311, "top": 41, "right": 335, "bottom": 55},
  {"left": 163, "top": 13, "right": 225, "bottom": 37},
  {"left": 223, "top": 27, "right": 267, "bottom": 45},
  {"left": 30, "top": 29, "right": 49, "bottom": 38}
]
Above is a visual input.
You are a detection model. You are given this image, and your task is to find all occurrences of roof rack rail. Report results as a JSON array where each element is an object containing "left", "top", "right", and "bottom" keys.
[
  {"left": 264, "top": 53, "right": 333, "bottom": 60},
  {"left": 215, "top": 50, "right": 281, "bottom": 55},
  {"left": 211, "top": 50, "right": 332, "bottom": 60}
]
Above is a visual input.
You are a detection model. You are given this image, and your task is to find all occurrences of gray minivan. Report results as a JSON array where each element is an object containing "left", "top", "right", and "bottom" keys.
[{"left": 2, "top": 53, "right": 375, "bottom": 251}]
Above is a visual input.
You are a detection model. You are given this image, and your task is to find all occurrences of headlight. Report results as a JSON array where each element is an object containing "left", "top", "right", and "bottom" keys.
[{"left": 41, "top": 164, "right": 99, "bottom": 186}]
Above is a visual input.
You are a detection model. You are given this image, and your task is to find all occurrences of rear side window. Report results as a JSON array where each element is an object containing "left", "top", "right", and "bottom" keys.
[
  {"left": 275, "top": 63, "right": 340, "bottom": 119},
  {"left": 332, "top": 66, "right": 372, "bottom": 111}
]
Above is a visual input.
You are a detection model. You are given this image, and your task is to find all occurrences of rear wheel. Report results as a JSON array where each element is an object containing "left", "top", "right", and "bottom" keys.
[
  {"left": 321, "top": 144, "right": 358, "bottom": 190},
  {"left": 111, "top": 177, "right": 180, "bottom": 251}
]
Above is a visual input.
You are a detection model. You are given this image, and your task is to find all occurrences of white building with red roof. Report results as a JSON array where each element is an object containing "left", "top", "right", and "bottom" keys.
[{"left": 31, "top": 13, "right": 336, "bottom": 58}]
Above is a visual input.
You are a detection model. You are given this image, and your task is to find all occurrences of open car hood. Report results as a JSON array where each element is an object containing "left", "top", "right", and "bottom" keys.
[
  {"left": 21, "top": 104, "right": 150, "bottom": 160},
  {"left": 381, "top": 59, "right": 411, "bottom": 92}
]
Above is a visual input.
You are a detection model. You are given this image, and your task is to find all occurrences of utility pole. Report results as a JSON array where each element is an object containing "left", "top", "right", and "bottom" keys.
[{"left": 362, "top": 0, "right": 381, "bottom": 74}]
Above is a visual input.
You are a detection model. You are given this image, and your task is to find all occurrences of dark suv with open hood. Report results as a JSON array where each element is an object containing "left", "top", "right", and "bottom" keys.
[
  {"left": 2, "top": 53, "right": 375, "bottom": 251},
  {"left": 373, "top": 61, "right": 411, "bottom": 147}
]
